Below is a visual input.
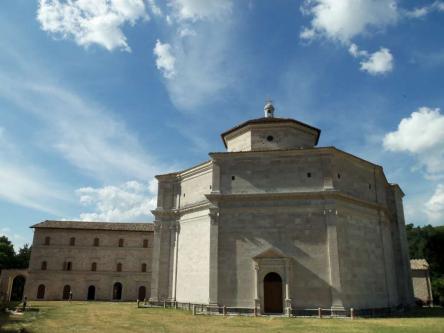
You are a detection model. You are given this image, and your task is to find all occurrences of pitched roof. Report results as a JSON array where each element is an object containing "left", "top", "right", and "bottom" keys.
[
  {"left": 410, "top": 259, "right": 429, "bottom": 270},
  {"left": 220, "top": 117, "right": 321, "bottom": 147},
  {"left": 31, "top": 220, "right": 154, "bottom": 232}
]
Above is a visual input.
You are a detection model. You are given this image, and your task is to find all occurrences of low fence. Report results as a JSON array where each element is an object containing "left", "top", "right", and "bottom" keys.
[{"left": 139, "top": 300, "right": 404, "bottom": 319}]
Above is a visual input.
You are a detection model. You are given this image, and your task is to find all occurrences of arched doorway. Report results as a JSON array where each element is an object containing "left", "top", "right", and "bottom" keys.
[
  {"left": 37, "top": 284, "right": 45, "bottom": 299},
  {"left": 62, "top": 285, "right": 71, "bottom": 300},
  {"left": 113, "top": 282, "right": 122, "bottom": 300},
  {"left": 263, "top": 272, "right": 283, "bottom": 314},
  {"left": 10, "top": 275, "right": 26, "bottom": 301},
  {"left": 138, "top": 286, "right": 146, "bottom": 300},
  {"left": 87, "top": 285, "right": 95, "bottom": 301}
]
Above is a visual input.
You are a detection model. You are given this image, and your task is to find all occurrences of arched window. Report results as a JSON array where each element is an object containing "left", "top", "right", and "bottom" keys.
[
  {"left": 44, "top": 236, "right": 50, "bottom": 245},
  {"left": 138, "top": 286, "right": 146, "bottom": 300},
  {"left": 70, "top": 237, "right": 75, "bottom": 246},
  {"left": 116, "top": 263, "right": 122, "bottom": 272},
  {"left": 62, "top": 285, "right": 71, "bottom": 300},
  {"left": 91, "top": 262, "right": 97, "bottom": 271},
  {"left": 143, "top": 239, "right": 148, "bottom": 248},
  {"left": 41, "top": 261, "right": 47, "bottom": 270},
  {"left": 118, "top": 238, "right": 124, "bottom": 247},
  {"left": 141, "top": 263, "right": 147, "bottom": 272},
  {"left": 93, "top": 238, "right": 100, "bottom": 246},
  {"left": 37, "top": 284, "right": 45, "bottom": 299},
  {"left": 113, "top": 282, "right": 122, "bottom": 300}
]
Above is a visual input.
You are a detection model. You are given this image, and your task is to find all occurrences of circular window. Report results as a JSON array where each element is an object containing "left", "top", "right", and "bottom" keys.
[{"left": 266, "top": 135, "right": 274, "bottom": 142}]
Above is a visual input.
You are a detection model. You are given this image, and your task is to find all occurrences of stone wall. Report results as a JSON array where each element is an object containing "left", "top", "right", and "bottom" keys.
[
  {"left": 175, "top": 210, "right": 211, "bottom": 303},
  {"left": 25, "top": 228, "right": 153, "bottom": 301}
]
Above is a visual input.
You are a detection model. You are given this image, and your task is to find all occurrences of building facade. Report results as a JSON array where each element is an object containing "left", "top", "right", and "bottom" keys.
[
  {"left": 1, "top": 102, "right": 414, "bottom": 314},
  {"left": 150, "top": 103, "right": 414, "bottom": 313},
  {"left": 410, "top": 259, "right": 433, "bottom": 305},
  {"left": 24, "top": 221, "right": 153, "bottom": 301}
]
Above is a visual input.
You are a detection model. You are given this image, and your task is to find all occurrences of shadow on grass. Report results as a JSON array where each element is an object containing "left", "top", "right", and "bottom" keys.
[{"left": 399, "top": 307, "right": 444, "bottom": 318}]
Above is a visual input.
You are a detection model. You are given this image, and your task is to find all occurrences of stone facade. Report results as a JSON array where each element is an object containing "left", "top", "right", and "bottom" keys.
[
  {"left": 150, "top": 104, "right": 414, "bottom": 313},
  {"left": 410, "top": 259, "right": 433, "bottom": 305},
  {"left": 24, "top": 221, "right": 153, "bottom": 301},
  {"left": 0, "top": 103, "right": 415, "bottom": 313}
]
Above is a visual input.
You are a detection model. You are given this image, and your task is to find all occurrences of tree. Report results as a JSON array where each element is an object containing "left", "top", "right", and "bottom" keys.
[
  {"left": 406, "top": 224, "right": 444, "bottom": 304},
  {"left": 0, "top": 236, "right": 16, "bottom": 272},
  {"left": 14, "top": 244, "right": 31, "bottom": 269}
]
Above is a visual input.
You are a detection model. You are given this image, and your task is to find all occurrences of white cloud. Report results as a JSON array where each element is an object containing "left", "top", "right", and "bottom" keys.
[
  {"left": 153, "top": 0, "right": 237, "bottom": 111},
  {"left": 0, "top": 76, "right": 163, "bottom": 183},
  {"left": 405, "top": 1, "right": 444, "bottom": 18},
  {"left": 147, "top": 0, "right": 163, "bottom": 17},
  {"left": 153, "top": 39, "right": 176, "bottom": 78},
  {"left": 360, "top": 47, "right": 394, "bottom": 75},
  {"left": 76, "top": 180, "right": 157, "bottom": 221},
  {"left": 300, "top": 1, "right": 397, "bottom": 76},
  {"left": 169, "top": 0, "right": 232, "bottom": 22},
  {"left": 425, "top": 184, "right": 444, "bottom": 224},
  {"left": 300, "top": 0, "right": 398, "bottom": 43},
  {"left": 383, "top": 107, "right": 444, "bottom": 225},
  {"left": 37, "top": 0, "right": 148, "bottom": 51},
  {"left": 348, "top": 43, "right": 393, "bottom": 75},
  {"left": 0, "top": 127, "right": 70, "bottom": 215},
  {"left": 383, "top": 107, "right": 444, "bottom": 159}
]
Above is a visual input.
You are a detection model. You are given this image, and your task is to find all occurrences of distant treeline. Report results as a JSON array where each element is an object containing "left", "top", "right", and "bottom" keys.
[
  {"left": 0, "top": 236, "right": 31, "bottom": 272},
  {"left": 406, "top": 224, "right": 444, "bottom": 304}
]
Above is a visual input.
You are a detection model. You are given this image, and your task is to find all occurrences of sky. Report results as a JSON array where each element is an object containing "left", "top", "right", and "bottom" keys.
[{"left": 1, "top": 0, "right": 444, "bottom": 249}]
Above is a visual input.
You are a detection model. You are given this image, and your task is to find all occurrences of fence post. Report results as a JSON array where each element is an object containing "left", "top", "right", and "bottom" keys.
[
  {"left": 192, "top": 305, "right": 196, "bottom": 316},
  {"left": 188, "top": 302, "right": 191, "bottom": 311},
  {"left": 163, "top": 300, "right": 166, "bottom": 308},
  {"left": 254, "top": 305, "right": 257, "bottom": 317},
  {"left": 175, "top": 301, "right": 178, "bottom": 309},
  {"left": 318, "top": 307, "right": 322, "bottom": 319},
  {"left": 350, "top": 308, "right": 354, "bottom": 320},
  {"left": 287, "top": 307, "right": 291, "bottom": 317},
  {"left": 223, "top": 305, "right": 227, "bottom": 316}
]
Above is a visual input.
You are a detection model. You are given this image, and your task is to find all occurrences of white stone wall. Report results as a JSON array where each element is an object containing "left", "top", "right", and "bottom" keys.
[
  {"left": 226, "top": 130, "right": 251, "bottom": 152},
  {"left": 219, "top": 153, "right": 328, "bottom": 194},
  {"left": 216, "top": 200, "right": 331, "bottom": 308},
  {"left": 175, "top": 210, "right": 211, "bottom": 303},
  {"left": 180, "top": 169, "right": 213, "bottom": 208}
]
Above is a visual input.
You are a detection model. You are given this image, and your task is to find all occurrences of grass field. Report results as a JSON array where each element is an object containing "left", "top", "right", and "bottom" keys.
[{"left": 1, "top": 301, "right": 444, "bottom": 333}]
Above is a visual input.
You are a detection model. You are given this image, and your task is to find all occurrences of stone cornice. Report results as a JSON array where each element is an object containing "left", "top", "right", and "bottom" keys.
[
  {"left": 209, "top": 146, "right": 384, "bottom": 174},
  {"left": 155, "top": 160, "right": 213, "bottom": 182},
  {"left": 205, "top": 190, "right": 389, "bottom": 214}
]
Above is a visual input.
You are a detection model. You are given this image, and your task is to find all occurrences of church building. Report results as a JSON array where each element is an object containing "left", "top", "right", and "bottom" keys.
[{"left": 1, "top": 102, "right": 414, "bottom": 314}]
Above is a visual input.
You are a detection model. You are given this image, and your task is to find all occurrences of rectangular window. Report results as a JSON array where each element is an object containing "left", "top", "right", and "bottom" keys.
[
  {"left": 143, "top": 239, "right": 148, "bottom": 248},
  {"left": 70, "top": 237, "right": 75, "bottom": 246},
  {"left": 44, "top": 236, "right": 50, "bottom": 245},
  {"left": 93, "top": 238, "right": 99, "bottom": 247},
  {"left": 118, "top": 239, "right": 124, "bottom": 247}
]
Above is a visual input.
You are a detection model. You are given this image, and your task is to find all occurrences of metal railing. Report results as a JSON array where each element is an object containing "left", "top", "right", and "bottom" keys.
[{"left": 137, "top": 299, "right": 405, "bottom": 319}]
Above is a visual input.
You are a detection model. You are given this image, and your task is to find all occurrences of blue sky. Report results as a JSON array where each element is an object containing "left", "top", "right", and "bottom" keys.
[{"left": 1, "top": 0, "right": 444, "bottom": 249}]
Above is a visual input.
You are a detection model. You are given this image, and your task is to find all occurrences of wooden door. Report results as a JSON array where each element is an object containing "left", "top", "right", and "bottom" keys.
[{"left": 263, "top": 272, "right": 283, "bottom": 313}]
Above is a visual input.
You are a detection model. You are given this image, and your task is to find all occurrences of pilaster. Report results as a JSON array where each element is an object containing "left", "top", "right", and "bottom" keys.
[
  {"left": 208, "top": 206, "right": 219, "bottom": 305},
  {"left": 325, "top": 208, "right": 343, "bottom": 307}
]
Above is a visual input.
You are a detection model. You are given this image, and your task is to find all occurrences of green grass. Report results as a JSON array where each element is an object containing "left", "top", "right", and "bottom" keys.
[{"left": 1, "top": 301, "right": 444, "bottom": 333}]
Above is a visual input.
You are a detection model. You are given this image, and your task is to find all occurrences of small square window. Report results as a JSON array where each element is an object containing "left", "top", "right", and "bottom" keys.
[
  {"left": 231, "top": 176, "right": 236, "bottom": 180},
  {"left": 307, "top": 172, "right": 312, "bottom": 178}
]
